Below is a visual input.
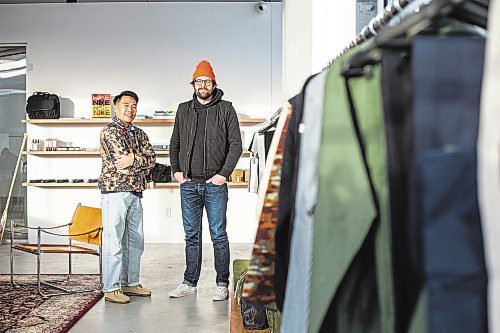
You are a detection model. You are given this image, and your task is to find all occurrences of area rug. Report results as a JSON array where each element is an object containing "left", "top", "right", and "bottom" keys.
[{"left": 0, "top": 275, "right": 102, "bottom": 333}]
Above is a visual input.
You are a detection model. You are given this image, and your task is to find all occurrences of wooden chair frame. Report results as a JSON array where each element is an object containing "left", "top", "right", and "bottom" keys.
[{"left": 9, "top": 204, "right": 103, "bottom": 297}]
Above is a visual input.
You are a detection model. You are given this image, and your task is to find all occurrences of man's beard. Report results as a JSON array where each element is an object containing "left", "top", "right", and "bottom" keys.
[{"left": 196, "top": 88, "right": 213, "bottom": 100}]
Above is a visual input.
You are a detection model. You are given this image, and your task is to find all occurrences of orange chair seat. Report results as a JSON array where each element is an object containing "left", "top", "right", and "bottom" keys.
[{"left": 13, "top": 243, "right": 97, "bottom": 254}]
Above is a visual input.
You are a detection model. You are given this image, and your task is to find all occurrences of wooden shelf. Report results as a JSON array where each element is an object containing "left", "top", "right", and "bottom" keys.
[
  {"left": 23, "top": 150, "right": 101, "bottom": 155},
  {"left": 153, "top": 182, "right": 248, "bottom": 188},
  {"left": 23, "top": 118, "right": 173, "bottom": 124},
  {"left": 23, "top": 182, "right": 98, "bottom": 187},
  {"left": 22, "top": 118, "right": 266, "bottom": 125},
  {"left": 23, "top": 150, "right": 168, "bottom": 156},
  {"left": 22, "top": 150, "right": 250, "bottom": 157},
  {"left": 23, "top": 182, "right": 249, "bottom": 188}
]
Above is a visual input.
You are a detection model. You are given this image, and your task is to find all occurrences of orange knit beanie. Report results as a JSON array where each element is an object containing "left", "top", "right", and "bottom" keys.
[{"left": 192, "top": 60, "right": 216, "bottom": 81}]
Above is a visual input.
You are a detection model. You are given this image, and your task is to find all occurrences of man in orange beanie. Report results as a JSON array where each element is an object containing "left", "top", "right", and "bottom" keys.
[{"left": 169, "top": 60, "right": 242, "bottom": 301}]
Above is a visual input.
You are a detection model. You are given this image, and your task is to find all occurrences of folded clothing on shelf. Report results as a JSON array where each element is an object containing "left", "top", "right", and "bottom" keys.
[
  {"left": 152, "top": 144, "right": 169, "bottom": 150},
  {"left": 152, "top": 110, "right": 176, "bottom": 119},
  {"left": 136, "top": 114, "right": 152, "bottom": 119}
]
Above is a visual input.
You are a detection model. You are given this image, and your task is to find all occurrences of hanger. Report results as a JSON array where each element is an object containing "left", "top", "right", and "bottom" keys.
[
  {"left": 373, "top": 0, "right": 488, "bottom": 48},
  {"left": 340, "top": 0, "right": 489, "bottom": 84},
  {"left": 331, "top": 0, "right": 488, "bottom": 73},
  {"left": 449, "top": 0, "right": 488, "bottom": 28},
  {"left": 258, "top": 107, "right": 281, "bottom": 134},
  {"left": 258, "top": 119, "right": 278, "bottom": 134},
  {"left": 326, "top": 0, "right": 413, "bottom": 68}
]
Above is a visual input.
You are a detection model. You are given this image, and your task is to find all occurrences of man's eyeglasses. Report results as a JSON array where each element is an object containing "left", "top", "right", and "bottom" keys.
[{"left": 193, "top": 79, "right": 214, "bottom": 86}]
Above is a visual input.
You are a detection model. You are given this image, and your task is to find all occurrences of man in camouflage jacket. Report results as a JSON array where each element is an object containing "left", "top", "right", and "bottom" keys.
[{"left": 98, "top": 90, "right": 156, "bottom": 304}]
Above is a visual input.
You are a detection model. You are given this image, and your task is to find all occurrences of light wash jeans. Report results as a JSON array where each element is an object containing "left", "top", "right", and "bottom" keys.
[{"left": 101, "top": 192, "right": 144, "bottom": 292}]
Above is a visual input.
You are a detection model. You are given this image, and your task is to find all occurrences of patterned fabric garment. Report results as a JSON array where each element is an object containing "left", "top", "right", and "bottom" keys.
[
  {"left": 98, "top": 116, "right": 156, "bottom": 192},
  {"left": 242, "top": 104, "right": 292, "bottom": 310}
]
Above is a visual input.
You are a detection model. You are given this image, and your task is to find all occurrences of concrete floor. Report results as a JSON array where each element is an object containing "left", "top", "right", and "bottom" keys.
[{"left": 0, "top": 243, "right": 253, "bottom": 333}]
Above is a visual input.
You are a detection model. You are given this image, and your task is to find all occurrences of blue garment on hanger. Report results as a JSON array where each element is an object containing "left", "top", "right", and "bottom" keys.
[{"left": 411, "top": 36, "right": 488, "bottom": 333}]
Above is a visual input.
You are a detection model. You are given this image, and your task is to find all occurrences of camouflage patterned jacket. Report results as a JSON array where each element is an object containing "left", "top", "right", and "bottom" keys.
[{"left": 98, "top": 119, "right": 156, "bottom": 192}]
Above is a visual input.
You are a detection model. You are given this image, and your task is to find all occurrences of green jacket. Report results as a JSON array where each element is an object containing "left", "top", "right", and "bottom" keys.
[{"left": 310, "top": 47, "right": 395, "bottom": 333}]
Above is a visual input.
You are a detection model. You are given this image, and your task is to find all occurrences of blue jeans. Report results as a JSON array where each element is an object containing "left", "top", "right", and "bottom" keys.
[
  {"left": 101, "top": 192, "right": 144, "bottom": 292},
  {"left": 180, "top": 182, "right": 230, "bottom": 287}
]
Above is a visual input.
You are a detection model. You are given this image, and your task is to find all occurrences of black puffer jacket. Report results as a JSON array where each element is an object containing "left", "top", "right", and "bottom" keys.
[{"left": 170, "top": 88, "right": 242, "bottom": 179}]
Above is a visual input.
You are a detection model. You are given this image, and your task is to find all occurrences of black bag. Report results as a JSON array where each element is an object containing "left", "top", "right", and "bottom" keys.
[
  {"left": 148, "top": 163, "right": 172, "bottom": 183},
  {"left": 26, "top": 92, "right": 60, "bottom": 119},
  {"left": 240, "top": 299, "right": 269, "bottom": 330},
  {"left": 236, "top": 269, "right": 269, "bottom": 330}
]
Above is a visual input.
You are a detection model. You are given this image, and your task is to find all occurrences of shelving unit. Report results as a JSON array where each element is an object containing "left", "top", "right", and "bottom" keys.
[
  {"left": 24, "top": 117, "right": 262, "bottom": 189},
  {"left": 23, "top": 182, "right": 249, "bottom": 188}
]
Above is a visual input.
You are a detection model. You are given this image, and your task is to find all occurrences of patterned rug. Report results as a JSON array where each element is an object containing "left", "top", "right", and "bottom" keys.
[{"left": 0, "top": 275, "right": 102, "bottom": 333}]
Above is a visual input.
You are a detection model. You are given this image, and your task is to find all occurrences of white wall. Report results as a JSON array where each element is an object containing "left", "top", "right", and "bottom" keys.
[
  {"left": 283, "top": 0, "right": 356, "bottom": 98},
  {"left": 312, "top": 0, "right": 356, "bottom": 73},
  {"left": 0, "top": 2, "right": 283, "bottom": 243}
]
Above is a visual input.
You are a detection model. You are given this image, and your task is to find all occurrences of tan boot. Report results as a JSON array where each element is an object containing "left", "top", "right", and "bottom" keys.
[
  {"left": 122, "top": 284, "right": 152, "bottom": 297},
  {"left": 104, "top": 289, "right": 130, "bottom": 304}
]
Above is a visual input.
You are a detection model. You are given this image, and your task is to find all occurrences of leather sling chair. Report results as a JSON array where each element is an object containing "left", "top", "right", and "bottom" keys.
[{"left": 9, "top": 204, "right": 102, "bottom": 297}]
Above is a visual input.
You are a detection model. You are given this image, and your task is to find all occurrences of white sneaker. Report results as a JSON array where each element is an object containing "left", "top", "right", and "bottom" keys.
[
  {"left": 212, "top": 286, "right": 229, "bottom": 301},
  {"left": 169, "top": 283, "right": 197, "bottom": 298}
]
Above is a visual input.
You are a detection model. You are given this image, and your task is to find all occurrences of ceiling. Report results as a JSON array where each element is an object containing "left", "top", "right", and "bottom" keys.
[{"left": 0, "top": 0, "right": 281, "bottom": 3}]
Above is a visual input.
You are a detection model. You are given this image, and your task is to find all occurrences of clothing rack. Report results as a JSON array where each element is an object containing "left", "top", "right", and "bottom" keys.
[
  {"left": 326, "top": 0, "right": 415, "bottom": 67},
  {"left": 372, "top": 0, "right": 489, "bottom": 47},
  {"left": 259, "top": 107, "right": 281, "bottom": 134},
  {"left": 447, "top": 0, "right": 488, "bottom": 28},
  {"left": 327, "top": 0, "right": 488, "bottom": 67},
  {"left": 258, "top": 119, "right": 278, "bottom": 134}
]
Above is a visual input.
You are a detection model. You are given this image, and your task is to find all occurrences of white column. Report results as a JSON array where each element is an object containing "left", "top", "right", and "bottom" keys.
[
  {"left": 283, "top": 0, "right": 313, "bottom": 100},
  {"left": 283, "top": 0, "right": 357, "bottom": 99}
]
